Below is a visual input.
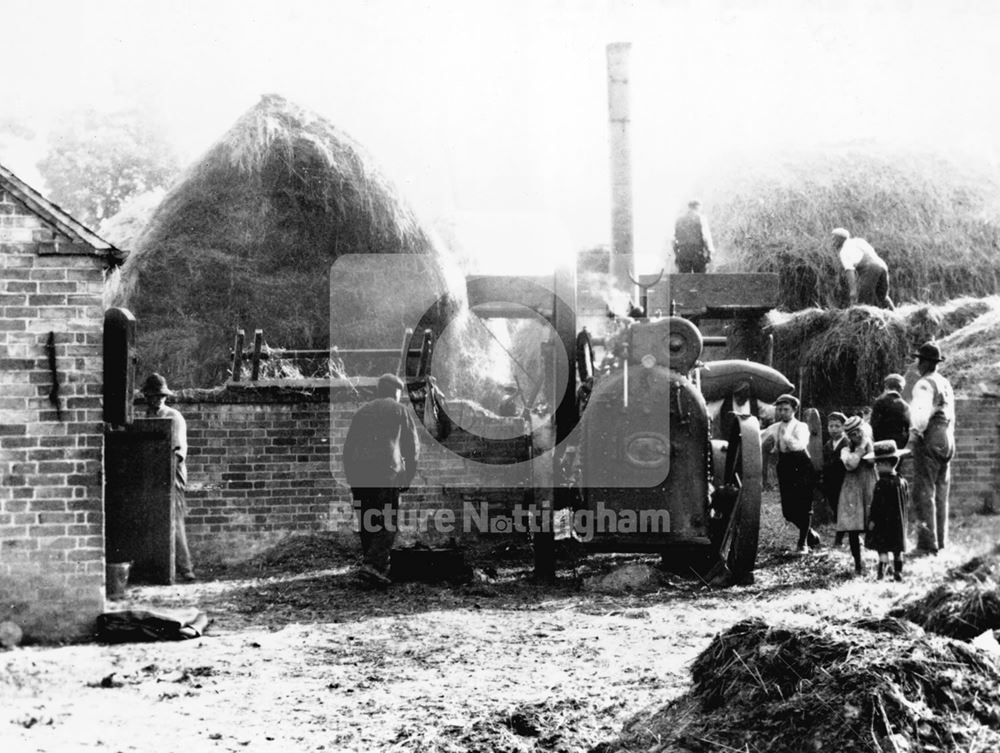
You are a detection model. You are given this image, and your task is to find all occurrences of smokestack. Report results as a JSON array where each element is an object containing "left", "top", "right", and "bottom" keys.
[{"left": 606, "top": 42, "right": 634, "bottom": 298}]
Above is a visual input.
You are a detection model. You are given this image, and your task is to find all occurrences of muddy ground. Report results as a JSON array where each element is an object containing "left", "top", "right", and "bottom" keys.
[{"left": 4, "top": 495, "right": 1000, "bottom": 753}]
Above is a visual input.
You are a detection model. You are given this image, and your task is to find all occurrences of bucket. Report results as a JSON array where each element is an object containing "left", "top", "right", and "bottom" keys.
[{"left": 106, "top": 562, "right": 131, "bottom": 600}]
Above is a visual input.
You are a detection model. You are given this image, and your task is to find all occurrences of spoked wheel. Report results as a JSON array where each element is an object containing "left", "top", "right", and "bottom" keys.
[{"left": 709, "top": 414, "right": 763, "bottom": 585}]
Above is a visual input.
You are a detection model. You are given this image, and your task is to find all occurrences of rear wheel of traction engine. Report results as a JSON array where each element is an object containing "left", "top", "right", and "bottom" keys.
[{"left": 720, "top": 414, "right": 763, "bottom": 582}]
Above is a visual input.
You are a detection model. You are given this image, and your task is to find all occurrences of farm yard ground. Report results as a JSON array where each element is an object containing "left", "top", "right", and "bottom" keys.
[{"left": 4, "top": 494, "right": 1000, "bottom": 753}]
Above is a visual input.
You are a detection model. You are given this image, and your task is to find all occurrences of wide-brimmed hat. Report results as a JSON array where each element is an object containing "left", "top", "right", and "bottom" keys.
[
  {"left": 842, "top": 415, "right": 863, "bottom": 433},
  {"left": 774, "top": 393, "right": 799, "bottom": 409},
  {"left": 831, "top": 227, "right": 851, "bottom": 240},
  {"left": 141, "top": 373, "right": 173, "bottom": 397},
  {"left": 864, "top": 439, "right": 911, "bottom": 462},
  {"left": 912, "top": 342, "right": 945, "bottom": 362}
]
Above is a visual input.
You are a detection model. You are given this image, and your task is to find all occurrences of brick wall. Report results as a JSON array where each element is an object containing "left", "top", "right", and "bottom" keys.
[
  {"left": 0, "top": 189, "right": 107, "bottom": 643},
  {"left": 173, "top": 383, "right": 534, "bottom": 563},
  {"left": 950, "top": 397, "right": 1000, "bottom": 512}
]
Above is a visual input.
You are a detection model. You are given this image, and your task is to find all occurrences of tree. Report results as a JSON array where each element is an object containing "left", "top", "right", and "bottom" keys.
[{"left": 37, "top": 107, "right": 179, "bottom": 228}]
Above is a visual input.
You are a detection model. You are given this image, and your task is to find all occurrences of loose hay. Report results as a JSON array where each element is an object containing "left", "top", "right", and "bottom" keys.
[
  {"left": 890, "top": 553, "right": 1000, "bottom": 641},
  {"left": 768, "top": 297, "right": 1000, "bottom": 405},
  {"left": 599, "top": 616, "right": 1000, "bottom": 753}
]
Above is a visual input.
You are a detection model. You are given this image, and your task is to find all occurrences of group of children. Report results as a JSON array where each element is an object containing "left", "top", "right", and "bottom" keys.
[
  {"left": 763, "top": 393, "right": 910, "bottom": 580},
  {"left": 821, "top": 410, "right": 910, "bottom": 580}
]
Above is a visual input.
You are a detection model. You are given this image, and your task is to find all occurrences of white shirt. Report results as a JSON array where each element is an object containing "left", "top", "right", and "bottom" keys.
[
  {"left": 909, "top": 371, "right": 955, "bottom": 435},
  {"left": 761, "top": 417, "right": 810, "bottom": 455},
  {"left": 839, "top": 237, "right": 877, "bottom": 270}
]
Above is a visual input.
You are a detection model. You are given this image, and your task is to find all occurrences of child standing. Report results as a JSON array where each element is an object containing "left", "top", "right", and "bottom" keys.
[
  {"left": 821, "top": 412, "right": 850, "bottom": 546},
  {"left": 865, "top": 440, "right": 911, "bottom": 581},
  {"left": 837, "top": 415, "right": 876, "bottom": 575}
]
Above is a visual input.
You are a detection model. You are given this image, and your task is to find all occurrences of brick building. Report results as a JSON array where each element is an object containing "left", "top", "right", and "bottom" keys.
[{"left": 0, "top": 164, "right": 125, "bottom": 643}]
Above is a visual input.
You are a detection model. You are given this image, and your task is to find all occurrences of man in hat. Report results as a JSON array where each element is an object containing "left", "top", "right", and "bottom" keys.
[
  {"left": 870, "top": 373, "right": 911, "bottom": 449},
  {"left": 143, "top": 373, "right": 196, "bottom": 582},
  {"left": 673, "top": 200, "right": 715, "bottom": 273},
  {"left": 342, "top": 373, "right": 421, "bottom": 586},
  {"left": 906, "top": 342, "right": 955, "bottom": 554},
  {"left": 831, "top": 228, "right": 894, "bottom": 309},
  {"left": 761, "top": 394, "right": 820, "bottom": 552}
]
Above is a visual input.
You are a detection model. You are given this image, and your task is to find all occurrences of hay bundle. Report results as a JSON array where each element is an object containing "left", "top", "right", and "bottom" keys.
[
  {"left": 890, "top": 554, "right": 1000, "bottom": 641},
  {"left": 937, "top": 307, "right": 1000, "bottom": 392},
  {"left": 767, "top": 297, "right": 1000, "bottom": 405},
  {"left": 599, "top": 616, "right": 1000, "bottom": 753},
  {"left": 117, "top": 94, "right": 464, "bottom": 388},
  {"left": 709, "top": 148, "right": 1000, "bottom": 310}
]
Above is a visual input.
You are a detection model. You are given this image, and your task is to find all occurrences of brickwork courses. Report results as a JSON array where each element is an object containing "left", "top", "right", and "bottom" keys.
[{"left": 0, "top": 187, "right": 110, "bottom": 642}]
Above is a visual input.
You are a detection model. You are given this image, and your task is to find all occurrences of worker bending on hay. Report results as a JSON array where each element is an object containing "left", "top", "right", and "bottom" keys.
[
  {"left": 831, "top": 227, "right": 895, "bottom": 309},
  {"left": 907, "top": 342, "right": 955, "bottom": 555},
  {"left": 673, "top": 199, "right": 715, "bottom": 273},
  {"left": 761, "top": 394, "right": 821, "bottom": 553}
]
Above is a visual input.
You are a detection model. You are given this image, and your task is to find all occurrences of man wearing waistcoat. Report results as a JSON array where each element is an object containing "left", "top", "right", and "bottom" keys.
[{"left": 906, "top": 342, "right": 955, "bottom": 554}]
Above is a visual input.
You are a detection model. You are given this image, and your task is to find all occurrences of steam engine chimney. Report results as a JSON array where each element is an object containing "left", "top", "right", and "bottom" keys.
[{"left": 606, "top": 42, "right": 635, "bottom": 300}]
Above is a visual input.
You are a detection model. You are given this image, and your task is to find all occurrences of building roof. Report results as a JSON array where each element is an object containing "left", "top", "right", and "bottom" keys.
[{"left": 0, "top": 162, "right": 127, "bottom": 265}]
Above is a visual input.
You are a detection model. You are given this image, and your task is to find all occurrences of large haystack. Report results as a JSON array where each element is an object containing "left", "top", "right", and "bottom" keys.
[
  {"left": 597, "top": 616, "right": 1000, "bottom": 753},
  {"left": 762, "top": 296, "right": 1000, "bottom": 407},
  {"left": 117, "top": 94, "right": 463, "bottom": 387},
  {"left": 707, "top": 148, "right": 1000, "bottom": 311}
]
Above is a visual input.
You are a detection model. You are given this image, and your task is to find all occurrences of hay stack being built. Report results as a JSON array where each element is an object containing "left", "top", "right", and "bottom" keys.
[
  {"left": 705, "top": 148, "right": 1000, "bottom": 311},
  {"left": 117, "top": 94, "right": 464, "bottom": 387},
  {"left": 759, "top": 296, "right": 1000, "bottom": 409},
  {"left": 596, "top": 616, "right": 1000, "bottom": 753}
]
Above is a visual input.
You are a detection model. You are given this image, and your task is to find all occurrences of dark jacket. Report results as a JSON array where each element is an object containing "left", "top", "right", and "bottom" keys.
[
  {"left": 870, "top": 390, "right": 911, "bottom": 448},
  {"left": 343, "top": 398, "right": 420, "bottom": 493}
]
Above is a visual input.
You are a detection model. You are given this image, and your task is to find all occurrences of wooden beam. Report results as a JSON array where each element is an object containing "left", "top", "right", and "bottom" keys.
[
  {"left": 251, "top": 329, "right": 263, "bottom": 381},
  {"left": 231, "top": 329, "right": 245, "bottom": 382}
]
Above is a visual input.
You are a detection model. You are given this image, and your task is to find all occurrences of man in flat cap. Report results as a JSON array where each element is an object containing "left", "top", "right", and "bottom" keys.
[
  {"left": 831, "top": 228, "right": 894, "bottom": 309},
  {"left": 906, "top": 342, "right": 955, "bottom": 554},
  {"left": 761, "top": 394, "right": 820, "bottom": 553},
  {"left": 673, "top": 200, "right": 715, "bottom": 273},
  {"left": 343, "top": 373, "right": 421, "bottom": 586},
  {"left": 143, "top": 373, "right": 196, "bottom": 582}
]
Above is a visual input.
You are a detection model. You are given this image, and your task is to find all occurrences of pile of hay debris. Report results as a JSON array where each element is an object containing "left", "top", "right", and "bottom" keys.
[
  {"left": 596, "top": 615, "right": 1000, "bottom": 753},
  {"left": 890, "top": 552, "right": 1000, "bottom": 641},
  {"left": 760, "top": 296, "right": 1000, "bottom": 406}
]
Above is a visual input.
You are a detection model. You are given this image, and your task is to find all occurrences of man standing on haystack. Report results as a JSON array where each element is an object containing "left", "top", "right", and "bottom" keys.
[
  {"left": 673, "top": 200, "right": 715, "bottom": 273},
  {"left": 143, "top": 374, "right": 196, "bottom": 582},
  {"left": 343, "top": 373, "right": 420, "bottom": 586},
  {"left": 906, "top": 343, "right": 955, "bottom": 554},
  {"left": 831, "top": 228, "right": 895, "bottom": 309}
]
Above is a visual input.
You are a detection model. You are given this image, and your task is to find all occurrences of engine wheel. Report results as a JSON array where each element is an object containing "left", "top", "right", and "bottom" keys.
[{"left": 719, "top": 414, "right": 763, "bottom": 581}]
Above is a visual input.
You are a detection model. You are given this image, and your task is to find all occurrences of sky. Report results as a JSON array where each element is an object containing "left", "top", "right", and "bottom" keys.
[{"left": 2, "top": 0, "right": 1000, "bottom": 273}]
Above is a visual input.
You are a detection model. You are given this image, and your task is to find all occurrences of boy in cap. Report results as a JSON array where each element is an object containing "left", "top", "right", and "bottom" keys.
[
  {"left": 871, "top": 373, "right": 911, "bottom": 448},
  {"left": 761, "top": 394, "right": 820, "bottom": 552},
  {"left": 343, "top": 373, "right": 421, "bottom": 586},
  {"left": 864, "top": 440, "right": 911, "bottom": 581},
  {"left": 907, "top": 342, "right": 955, "bottom": 554},
  {"left": 821, "top": 412, "right": 850, "bottom": 546},
  {"left": 143, "top": 373, "right": 196, "bottom": 582}
]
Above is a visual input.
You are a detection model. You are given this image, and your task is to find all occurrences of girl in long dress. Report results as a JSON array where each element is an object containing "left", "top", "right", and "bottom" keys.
[
  {"left": 836, "top": 416, "right": 877, "bottom": 575},
  {"left": 865, "top": 440, "right": 911, "bottom": 581}
]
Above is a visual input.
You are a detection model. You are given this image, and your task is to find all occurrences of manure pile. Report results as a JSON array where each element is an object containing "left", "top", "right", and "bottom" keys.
[{"left": 596, "top": 615, "right": 1000, "bottom": 753}]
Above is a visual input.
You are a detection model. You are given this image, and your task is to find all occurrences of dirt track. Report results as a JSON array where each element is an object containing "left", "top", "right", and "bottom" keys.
[{"left": 4, "top": 496, "right": 1000, "bottom": 753}]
